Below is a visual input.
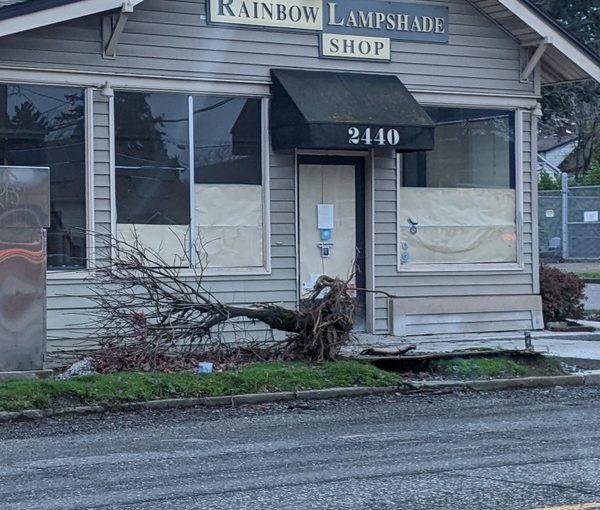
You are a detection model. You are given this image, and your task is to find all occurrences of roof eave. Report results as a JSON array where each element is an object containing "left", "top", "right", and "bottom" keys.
[
  {"left": 0, "top": 0, "right": 146, "bottom": 38},
  {"left": 495, "top": 0, "right": 599, "bottom": 83}
]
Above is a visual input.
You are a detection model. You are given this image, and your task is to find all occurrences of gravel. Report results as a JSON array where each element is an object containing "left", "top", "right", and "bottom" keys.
[{"left": 2, "top": 385, "right": 600, "bottom": 441}]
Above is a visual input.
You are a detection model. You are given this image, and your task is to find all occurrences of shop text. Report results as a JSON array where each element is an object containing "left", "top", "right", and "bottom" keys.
[
  {"left": 321, "top": 34, "right": 390, "bottom": 60},
  {"left": 327, "top": 3, "right": 446, "bottom": 36},
  {"left": 207, "top": 0, "right": 449, "bottom": 61}
]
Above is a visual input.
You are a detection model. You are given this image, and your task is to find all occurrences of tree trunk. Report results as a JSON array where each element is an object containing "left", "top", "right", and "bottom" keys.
[{"left": 224, "top": 305, "right": 301, "bottom": 333}]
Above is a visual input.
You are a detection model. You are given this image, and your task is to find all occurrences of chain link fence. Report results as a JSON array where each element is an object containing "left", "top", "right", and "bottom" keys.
[{"left": 539, "top": 175, "right": 600, "bottom": 261}]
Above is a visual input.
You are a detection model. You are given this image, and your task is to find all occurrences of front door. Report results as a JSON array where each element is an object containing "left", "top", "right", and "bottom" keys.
[{"left": 297, "top": 156, "right": 366, "bottom": 330}]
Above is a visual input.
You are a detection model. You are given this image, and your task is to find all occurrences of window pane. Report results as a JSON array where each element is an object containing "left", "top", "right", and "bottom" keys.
[
  {"left": 0, "top": 84, "right": 86, "bottom": 269},
  {"left": 403, "top": 108, "right": 515, "bottom": 189},
  {"left": 399, "top": 107, "right": 517, "bottom": 265},
  {"left": 193, "top": 96, "right": 264, "bottom": 268},
  {"left": 115, "top": 92, "right": 190, "bottom": 224},
  {"left": 115, "top": 92, "right": 190, "bottom": 265},
  {"left": 194, "top": 97, "right": 261, "bottom": 185}
]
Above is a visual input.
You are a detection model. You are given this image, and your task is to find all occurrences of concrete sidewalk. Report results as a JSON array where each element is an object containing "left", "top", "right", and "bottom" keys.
[
  {"left": 351, "top": 322, "right": 600, "bottom": 368},
  {"left": 585, "top": 283, "right": 600, "bottom": 310}
]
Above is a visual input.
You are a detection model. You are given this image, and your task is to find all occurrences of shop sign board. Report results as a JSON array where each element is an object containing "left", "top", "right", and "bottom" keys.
[
  {"left": 320, "top": 33, "right": 391, "bottom": 60},
  {"left": 207, "top": 0, "right": 449, "bottom": 61},
  {"left": 208, "top": 0, "right": 323, "bottom": 30}
]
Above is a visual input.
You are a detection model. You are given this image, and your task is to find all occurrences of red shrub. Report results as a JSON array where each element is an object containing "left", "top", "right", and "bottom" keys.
[{"left": 539, "top": 264, "right": 585, "bottom": 324}]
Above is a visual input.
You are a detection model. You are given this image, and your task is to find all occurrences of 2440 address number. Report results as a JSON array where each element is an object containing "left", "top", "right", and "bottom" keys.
[{"left": 348, "top": 127, "right": 401, "bottom": 146}]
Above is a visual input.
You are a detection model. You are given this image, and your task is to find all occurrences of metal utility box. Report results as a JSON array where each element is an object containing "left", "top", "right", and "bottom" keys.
[{"left": 0, "top": 166, "right": 50, "bottom": 371}]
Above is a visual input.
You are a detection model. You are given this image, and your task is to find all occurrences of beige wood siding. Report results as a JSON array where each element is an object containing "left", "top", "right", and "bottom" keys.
[
  {"left": 0, "top": 0, "right": 542, "bottom": 343},
  {"left": 0, "top": 0, "right": 534, "bottom": 95}
]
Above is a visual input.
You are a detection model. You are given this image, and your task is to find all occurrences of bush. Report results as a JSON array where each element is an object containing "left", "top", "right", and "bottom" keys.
[
  {"left": 576, "top": 160, "right": 600, "bottom": 186},
  {"left": 539, "top": 264, "right": 586, "bottom": 324},
  {"left": 538, "top": 170, "right": 561, "bottom": 190}
]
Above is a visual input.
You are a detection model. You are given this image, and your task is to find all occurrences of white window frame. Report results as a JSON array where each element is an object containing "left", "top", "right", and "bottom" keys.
[
  {"left": 110, "top": 90, "right": 271, "bottom": 277},
  {"left": 396, "top": 107, "right": 525, "bottom": 273}
]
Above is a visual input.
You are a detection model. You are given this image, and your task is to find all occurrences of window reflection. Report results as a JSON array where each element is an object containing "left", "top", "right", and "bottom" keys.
[
  {"left": 194, "top": 97, "right": 261, "bottom": 185},
  {"left": 114, "top": 92, "right": 191, "bottom": 266},
  {"left": 194, "top": 96, "right": 264, "bottom": 268},
  {"left": 0, "top": 84, "right": 86, "bottom": 269},
  {"left": 115, "top": 92, "right": 190, "bottom": 225},
  {"left": 113, "top": 92, "right": 265, "bottom": 269},
  {"left": 403, "top": 108, "right": 515, "bottom": 189}
]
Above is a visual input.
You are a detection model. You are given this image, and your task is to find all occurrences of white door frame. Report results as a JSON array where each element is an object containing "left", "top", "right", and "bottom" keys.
[{"left": 294, "top": 149, "right": 374, "bottom": 333}]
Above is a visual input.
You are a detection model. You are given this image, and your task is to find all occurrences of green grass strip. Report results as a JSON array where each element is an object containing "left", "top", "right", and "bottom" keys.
[
  {"left": 575, "top": 272, "right": 600, "bottom": 280},
  {"left": 430, "top": 355, "right": 564, "bottom": 380},
  {"left": 583, "top": 309, "right": 600, "bottom": 317},
  {"left": 0, "top": 361, "right": 402, "bottom": 412}
]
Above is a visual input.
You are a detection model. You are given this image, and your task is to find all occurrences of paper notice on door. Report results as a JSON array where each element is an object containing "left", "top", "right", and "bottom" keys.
[{"left": 317, "top": 204, "right": 334, "bottom": 230}]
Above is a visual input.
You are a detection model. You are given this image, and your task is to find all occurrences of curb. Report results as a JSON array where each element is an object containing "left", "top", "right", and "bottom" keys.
[
  {"left": 408, "top": 374, "right": 585, "bottom": 391},
  {"left": 1, "top": 374, "right": 599, "bottom": 422},
  {"left": 0, "top": 386, "right": 399, "bottom": 422}
]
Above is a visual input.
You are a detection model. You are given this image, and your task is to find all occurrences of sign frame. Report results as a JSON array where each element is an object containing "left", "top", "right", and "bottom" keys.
[
  {"left": 319, "top": 33, "right": 391, "bottom": 62},
  {"left": 206, "top": 0, "right": 450, "bottom": 61}
]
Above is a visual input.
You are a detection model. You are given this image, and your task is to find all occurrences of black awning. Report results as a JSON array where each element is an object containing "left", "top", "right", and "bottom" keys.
[{"left": 270, "top": 69, "right": 435, "bottom": 152}]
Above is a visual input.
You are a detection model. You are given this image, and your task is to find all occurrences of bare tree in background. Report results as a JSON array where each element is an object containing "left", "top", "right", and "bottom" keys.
[
  {"left": 540, "top": 80, "right": 600, "bottom": 178},
  {"left": 531, "top": 1, "right": 600, "bottom": 177}
]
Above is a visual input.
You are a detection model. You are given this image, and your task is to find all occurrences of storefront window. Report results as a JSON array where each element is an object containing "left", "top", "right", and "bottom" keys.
[
  {"left": 114, "top": 92, "right": 265, "bottom": 269},
  {"left": 194, "top": 96, "right": 263, "bottom": 268},
  {"left": 115, "top": 92, "right": 190, "bottom": 265},
  {"left": 399, "top": 107, "right": 517, "bottom": 265},
  {"left": 0, "top": 84, "right": 86, "bottom": 269}
]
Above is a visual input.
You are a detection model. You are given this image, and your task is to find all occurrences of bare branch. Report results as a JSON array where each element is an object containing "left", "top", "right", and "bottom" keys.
[{"left": 83, "top": 230, "right": 356, "bottom": 370}]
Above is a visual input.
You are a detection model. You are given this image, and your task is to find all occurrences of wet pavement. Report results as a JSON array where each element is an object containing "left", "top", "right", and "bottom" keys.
[{"left": 1, "top": 388, "right": 600, "bottom": 509}]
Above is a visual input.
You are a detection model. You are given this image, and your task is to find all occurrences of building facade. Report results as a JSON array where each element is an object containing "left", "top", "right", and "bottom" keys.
[{"left": 0, "top": 0, "right": 598, "bottom": 353}]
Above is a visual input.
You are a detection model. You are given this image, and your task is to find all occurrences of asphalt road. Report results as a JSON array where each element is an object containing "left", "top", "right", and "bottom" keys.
[{"left": 2, "top": 388, "right": 600, "bottom": 510}]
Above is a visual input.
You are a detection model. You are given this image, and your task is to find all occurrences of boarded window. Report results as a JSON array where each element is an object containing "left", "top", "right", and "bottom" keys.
[
  {"left": 193, "top": 97, "right": 264, "bottom": 268},
  {"left": 114, "top": 92, "right": 265, "bottom": 269},
  {"left": 399, "top": 108, "right": 517, "bottom": 265},
  {"left": 115, "top": 92, "right": 191, "bottom": 265}
]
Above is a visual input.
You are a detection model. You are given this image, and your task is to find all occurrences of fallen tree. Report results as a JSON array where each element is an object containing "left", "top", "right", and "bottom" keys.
[{"left": 87, "top": 233, "right": 356, "bottom": 371}]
